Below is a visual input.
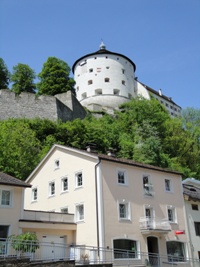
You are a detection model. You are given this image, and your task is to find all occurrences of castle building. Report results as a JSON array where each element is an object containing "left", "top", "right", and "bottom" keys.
[{"left": 72, "top": 42, "right": 181, "bottom": 117}]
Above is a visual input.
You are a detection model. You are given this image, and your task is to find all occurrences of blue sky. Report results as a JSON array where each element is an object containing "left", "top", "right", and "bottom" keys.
[{"left": 0, "top": 0, "right": 199, "bottom": 109}]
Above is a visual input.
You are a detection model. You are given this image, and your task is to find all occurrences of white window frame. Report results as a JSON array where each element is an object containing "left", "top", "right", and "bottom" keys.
[
  {"left": 49, "top": 181, "right": 55, "bottom": 196},
  {"left": 117, "top": 169, "right": 128, "bottom": 186},
  {"left": 167, "top": 205, "right": 177, "bottom": 223},
  {"left": 32, "top": 187, "right": 38, "bottom": 201},
  {"left": 54, "top": 159, "right": 60, "bottom": 170},
  {"left": 61, "top": 176, "right": 68, "bottom": 192},
  {"left": 165, "top": 179, "right": 173, "bottom": 192},
  {"left": 60, "top": 206, "right": 68, "bottom": 213},
  {"left": 143, "top": 175, "right": 154, "bottom": 196},
  {"left": 75, "top": 172, "right": 83, "bottom": 188},
  {"left": 0, "top": 189, "right": 12, "bottom": 207},
  {"left": 76, "top": 203, "right": 84, "bottom": 222},
  {"left": 118, "top": 200, "right": 131, "bottom": 220}
]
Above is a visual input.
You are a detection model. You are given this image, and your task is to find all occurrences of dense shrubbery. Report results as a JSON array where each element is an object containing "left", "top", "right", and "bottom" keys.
[{"left": 0, "top": 97, "right": 200, "bottom": 180}]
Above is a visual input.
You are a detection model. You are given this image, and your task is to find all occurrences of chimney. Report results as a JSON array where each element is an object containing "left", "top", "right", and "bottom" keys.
[
  {"left": 159, "top": 89, "right": 162, "bottom": 96},
  {"left": 107, "top": 148, "right": 116, "bottom": 157},
  {"left": 86, "top": 143, "right": 97, "bottom": 153}
]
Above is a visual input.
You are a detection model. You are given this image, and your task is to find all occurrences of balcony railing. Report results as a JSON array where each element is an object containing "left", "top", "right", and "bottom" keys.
[
  {"left": 139, "top": 217, "right": 171, "bottom": 233},
  {"left": 22, "top": 210, "right": 75, "bottom": 223}
]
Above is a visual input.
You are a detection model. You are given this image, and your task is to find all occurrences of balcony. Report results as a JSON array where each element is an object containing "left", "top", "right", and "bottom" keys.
[
  {"left": 19, "top": 210, "right": 76, "bottom": 231},
  {"left": 139, "top": 217, "right": 171, "bottom": 234}
]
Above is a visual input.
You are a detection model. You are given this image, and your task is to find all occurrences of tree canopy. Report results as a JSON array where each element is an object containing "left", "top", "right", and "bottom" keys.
[
  {"left": 0, "top": 98, "right": 199, "bottom": 181},
  {"left": 11, "top": 63, "right": 36, "bottom": 94},
  {"left": 37, "top": 57, "right": 75, "bottom": 96},
  {"left": 0, "top": 58, "right": 10, "bottom": 89}
]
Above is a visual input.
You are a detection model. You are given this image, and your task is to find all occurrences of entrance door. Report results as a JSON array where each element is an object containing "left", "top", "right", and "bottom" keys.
[{"left": 147, "top": 236, "right": 159, "bottom": 267}]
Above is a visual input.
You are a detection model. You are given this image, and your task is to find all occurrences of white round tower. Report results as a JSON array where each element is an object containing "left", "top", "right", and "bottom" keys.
[{"left": 72, "top": 42, "right": 137, "bottom": 113}]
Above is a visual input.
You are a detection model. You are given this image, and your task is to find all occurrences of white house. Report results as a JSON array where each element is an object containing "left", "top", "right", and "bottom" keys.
[
  {"left": 24, "top": 144, "right": 189, "bottom": 266},
  {"left": 0, "top": 172, "right": 31, "bottom": 240},
  {"left": 182, "top": 178, "right": 200, "bottom": 262},
  {"left": 72, "top": 42, "right": 181, "bottom": 117}
]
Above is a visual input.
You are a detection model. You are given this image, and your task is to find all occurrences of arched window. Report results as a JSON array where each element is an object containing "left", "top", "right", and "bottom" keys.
[
  {"left": 113, "top": 239, "right": 138, "bottom": 259},
  {"left": 166, "top": 241, "right": 185, "bottom": 262},
  {"left": 105, "top": 78, "right": 110, "bottom": 82}
]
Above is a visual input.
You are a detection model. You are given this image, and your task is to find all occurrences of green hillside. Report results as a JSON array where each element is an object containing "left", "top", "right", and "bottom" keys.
[{"left": 0, "top": 97, "right": 199, "bottom": 180}]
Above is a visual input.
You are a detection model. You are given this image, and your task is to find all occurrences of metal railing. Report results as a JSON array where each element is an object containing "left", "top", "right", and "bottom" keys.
[
  {"left": 0, "top": 239, "right": 199, "bottom": 267},
  {"left": 139, "top": 217, "right": 171, "bottom": 231}
]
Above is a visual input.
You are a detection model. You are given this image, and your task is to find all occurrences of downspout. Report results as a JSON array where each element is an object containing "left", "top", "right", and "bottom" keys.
[{"left": 95, "top": 157, "right": 101, "bottom": 255}]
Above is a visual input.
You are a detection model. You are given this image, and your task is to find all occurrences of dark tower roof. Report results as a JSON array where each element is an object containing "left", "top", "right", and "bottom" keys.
[{"left": 72, "top": 44, "right": 136, "bottom": 74}]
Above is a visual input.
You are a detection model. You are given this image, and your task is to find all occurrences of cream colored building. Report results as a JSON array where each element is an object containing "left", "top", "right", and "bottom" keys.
[
  {"left": 24, "top": 144, "right": 189, "bottom": 265},
  {"left": 0, "top": 172, "right": 76, "bottom": 260},
  {"left": 182, "top": 178, "right": 200, "bottom": 262},
  {"left": 0, "top": 172, "right": 31, "bottom": 239}
]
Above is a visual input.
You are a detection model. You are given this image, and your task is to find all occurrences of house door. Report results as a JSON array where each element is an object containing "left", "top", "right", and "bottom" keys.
[{"left": 147, "top": 236, "right": 159, "bottom": 267}]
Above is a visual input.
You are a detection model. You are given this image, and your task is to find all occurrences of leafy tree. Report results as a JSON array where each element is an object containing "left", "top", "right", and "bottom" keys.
[
  {"left": 0, "top": 119, "right": 40, "bottom": 180},
  {"left": 0, "top": 58, "right": 10, "bottom": 89},
  {"left": 10, "top": 63, "right": 36, "bottom": 94},
  {"left": 182, "top": 107, "right": 200, "bottom": 127},
  {"left": 37, "top": 57, "right": 75, "bottom": 96},
  {"left": 9, "top": 232, "right": 39, "bottom": 254}
]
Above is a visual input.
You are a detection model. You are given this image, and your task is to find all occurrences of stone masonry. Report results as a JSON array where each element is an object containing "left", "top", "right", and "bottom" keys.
[{"left": 0, "top": 89, "right": 86, "bottom": 122}]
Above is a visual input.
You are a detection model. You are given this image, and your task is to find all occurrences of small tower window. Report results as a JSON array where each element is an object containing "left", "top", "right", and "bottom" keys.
[
  {"left": 89, "top": 68, "right": 93, "bottom": 73},
  {"left": 82, "top": 93, "right": 87, "bottom": 99},
  {"left": 95, "top": 89, "right": 102, "bottom": 95},
  {"left": 122, "top": 69, "right": 125, "bottom": 74},
  {"left": 88, "top": 80, "right": 93, "bottom": 85},
  {"left": 105, "top": 78, "right": 110, "bottom": 83},
  {"left": 122, "top": 80, "right": 126, "bottom": 85},
  {"left": 114, "top": 89, "right": 120, "bottom": 95}
]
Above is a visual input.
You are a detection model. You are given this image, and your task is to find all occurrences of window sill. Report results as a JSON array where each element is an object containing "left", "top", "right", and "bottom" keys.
[
  {"left": 0, "top": 205, "right": 12, "bottom": 208},
  {"left": 60, "top": 190, "right": 68, "bottom": 195},
  {"left": 74, "top": 186, "right": 83, "bottom": 191},
  {"left": 48, "top": 195, "right": 55, "bottom": 199},
  {"left": 119, "top": 218, "right": 131, "bottom": 222},
  {"left": 76, "top": 220, "right": 85, "bottom": 224}
]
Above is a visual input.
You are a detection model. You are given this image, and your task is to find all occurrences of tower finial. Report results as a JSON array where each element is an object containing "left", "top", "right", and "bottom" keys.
[{"left": 99, "top": 40, "right": 106, "bottom": 50}]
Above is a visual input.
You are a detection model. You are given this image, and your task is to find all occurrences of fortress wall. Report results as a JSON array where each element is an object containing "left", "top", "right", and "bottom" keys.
[
  {"left": 55, "top": 91, "right": 86, "bottom": 120},
  {"left": 0, "top": 90, "right": 86, "bottom": 122}
]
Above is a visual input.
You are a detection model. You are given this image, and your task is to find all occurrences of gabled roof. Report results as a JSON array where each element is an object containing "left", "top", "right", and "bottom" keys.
[
  {"left": 26, "top": 144, "right": 182, "bottom": 183},
  {"left": 138, "top": 81, "right": 181, "bottom": 108},
  {"left": 182, "top": 178, "right": 200, "bottom": 201},
  {"left": 98, "top": 154, "right": 182, "bottom": 175},
  {"left": 0, "top": 172, "right": 31, "bottom": 188},
  {"left": 183, "top": 184, "right": 200, "bottom": 202}
]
